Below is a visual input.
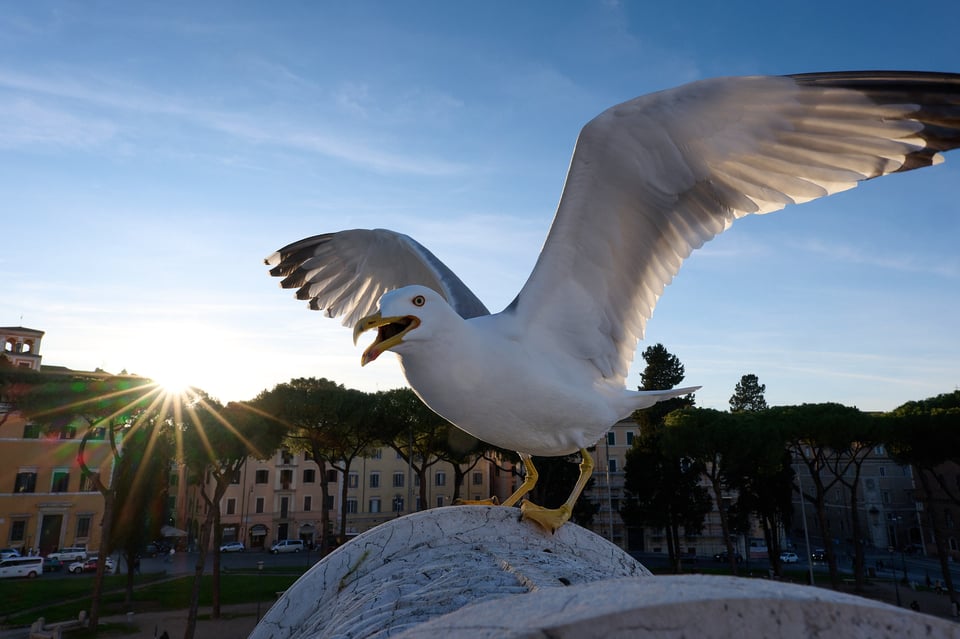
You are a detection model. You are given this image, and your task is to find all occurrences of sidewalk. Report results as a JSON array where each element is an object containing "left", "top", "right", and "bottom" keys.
[{"left": 2, "top": 603, "right": 266, "bottom": 639}]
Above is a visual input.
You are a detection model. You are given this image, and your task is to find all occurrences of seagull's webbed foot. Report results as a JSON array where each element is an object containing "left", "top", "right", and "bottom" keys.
[
  {"left": 453, "top": 496, "right": 500, "bottom": 506},
  {"left": 519, "top": 448, "right": 594, "bottom": 533},
  {"left": 519, "top": 501, "right": 572, "bottom": 533}
]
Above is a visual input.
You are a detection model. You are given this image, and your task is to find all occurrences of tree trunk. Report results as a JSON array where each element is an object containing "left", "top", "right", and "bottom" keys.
[
  {"left": 847, "top": 482, "right": 866, "bottom": 591},
  {"left": 184, "top": 507, "right": 214, "bottom": 639},
  {"left": 709, "top": 473, "right": 737, "bottom": 575},
  {"left": 317, "top": 459, "right": 331, "bottom": 555},
  {"left": 89, "top": 488, "right": 114, "bottom": 627},
  {"left": 918, "top": 468, "right": 957, "bottom": 602},
  {"left": 339, "top": 460, "right": 353, "bottom": 545},
  {"left": 212, "top": 506, "right": 222, "bottom": 618}
]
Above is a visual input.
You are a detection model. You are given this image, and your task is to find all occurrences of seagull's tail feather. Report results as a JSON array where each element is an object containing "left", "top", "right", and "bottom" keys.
[{"left": 630, "top": 385, "right": 701, "bottom": 411}]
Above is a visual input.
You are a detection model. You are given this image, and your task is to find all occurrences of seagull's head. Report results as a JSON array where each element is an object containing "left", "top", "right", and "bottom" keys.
[{"left": 353, "top": 285, "right": 450, "bottom": 366}]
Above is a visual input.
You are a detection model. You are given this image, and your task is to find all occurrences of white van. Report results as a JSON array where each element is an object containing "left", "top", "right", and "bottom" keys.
[
  {"left": 47, "top": 547, "right": 87, "bottom": 562},
  {"left": 270, "top": 539, "right": 304, "bottom": 554},
  {"left": 0, "top": 556, "right": 44, "bottom": 579}
]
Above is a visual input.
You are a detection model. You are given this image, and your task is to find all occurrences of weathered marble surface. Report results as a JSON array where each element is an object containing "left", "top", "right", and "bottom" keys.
[
  {"left": 249, "top": 505, "right": 650, "bottom": 638},
  {"left": 397, "top": 574, "right": 960, "bottom": 638},
  {"left": 250, "top": 506, "right": 956, "bottom": 639}
]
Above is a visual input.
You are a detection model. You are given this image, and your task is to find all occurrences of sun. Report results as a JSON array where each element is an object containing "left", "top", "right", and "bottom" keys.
[{"left": 153, "top": 368, "right": 194, "bottom": 397}]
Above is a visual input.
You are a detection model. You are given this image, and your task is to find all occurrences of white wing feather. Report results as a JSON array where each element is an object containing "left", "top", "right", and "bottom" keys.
[{"left": 512, "top": 73, "right": 957, "bottom": 385}]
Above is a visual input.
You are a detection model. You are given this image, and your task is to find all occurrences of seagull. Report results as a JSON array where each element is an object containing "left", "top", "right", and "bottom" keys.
[{"left": 267, "top": 71, "right": 960, "bottom": 531}]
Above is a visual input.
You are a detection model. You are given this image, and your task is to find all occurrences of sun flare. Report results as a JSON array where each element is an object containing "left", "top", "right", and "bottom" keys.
[{"left": 153, "top": 368, "right": 194, "bottom": 396}]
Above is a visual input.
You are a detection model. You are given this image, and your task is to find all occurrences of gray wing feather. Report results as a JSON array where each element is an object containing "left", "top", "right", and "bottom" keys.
[{"left": 266, "top": 228, "right": 489, "bottom": 325}]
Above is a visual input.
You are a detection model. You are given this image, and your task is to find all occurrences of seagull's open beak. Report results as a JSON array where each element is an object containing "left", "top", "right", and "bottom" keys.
[{"left": 353, "top": 312, "right": 421, "bottom": 366}]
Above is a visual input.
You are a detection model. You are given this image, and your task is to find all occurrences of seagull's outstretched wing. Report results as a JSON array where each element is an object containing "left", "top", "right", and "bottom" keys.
[
  {"left": 266, "top": 229, "right": 490, "bottom": 326},
  {"left": 513, "top": 71, "right": 960, "bottom": 385}
]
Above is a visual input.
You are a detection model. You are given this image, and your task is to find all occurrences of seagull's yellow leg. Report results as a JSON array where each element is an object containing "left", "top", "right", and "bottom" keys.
[
  {"left": 520, "top": 448, "right": 594, "bottom": 533},
  {"left": 501, "top": 453, "right": 538, "bottom": 507},
  {"left": 453, "top": 453, "right": 537, "bottom": 507}
]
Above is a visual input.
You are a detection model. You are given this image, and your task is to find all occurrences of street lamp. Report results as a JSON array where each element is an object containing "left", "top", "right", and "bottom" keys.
[{"left": 257, "top": 560, "right": 264, "bottom": 620}]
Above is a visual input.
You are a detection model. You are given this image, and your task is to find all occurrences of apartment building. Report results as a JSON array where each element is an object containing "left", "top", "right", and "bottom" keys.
[
  {"left": 0, "top": 326, "right": 113, "bottom": 555},
  {"left": 791, "top": 444, "right": 923, "bottom": 555},
  {"left": 194, "top": 445, "right": 502, "bottom": 550}
]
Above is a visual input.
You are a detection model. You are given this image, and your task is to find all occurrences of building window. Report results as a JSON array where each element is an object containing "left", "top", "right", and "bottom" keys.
[
  {"left": 436, "top": 496, "right": 444, "bottom": 508},
  {"left": 875, "top": 444, "right": 886, "bottom": 456},
  {"left": 303, "top": 468, "right": 316, "bottom": 483},
  {"left": 280, "top": 469, "right": 293, "bottom": 489},
  {"left": 281, "top": 450, "right": 293, "bottom": 465},
  {"left": 608, "top": 459, "right": 618, "bottom": 473},
  {"left": 370, "top": 472, "right": 380, "bottom": 488},
  {"left": 879, "top": 466, "right": 886, "bottom": 477},
  {"left": 392, "top": 496, "right": 404, "bottom": 512},
  {"left": 280, "top": 497, "right": 289, "bottom": 519},
  {"left": 348, "top": 473, "right": 359, "bottom": 488},
  {"left": 346, "top": 498, "right": 358, "bottom": 514},
  {"left": 882, "top": 490, "right": 891, "bottom": 505},
  {"left": 472, "top": 472, "right": 483, "bottom": 485},
  {"left": 369, "top": 498, "right": 381, "bottom": 513},
  {"left": 626, "top": 431, "right": 635, "bottom": 446},
  {"left": 14, "top": 470, "right": 37, "bottom": 493},
  {"left": 369, "top": 449, "right": 382, "bottom": 460},
  {"left": 393, "top": 472, "right": 405, "bottom": 488},
  {"left": 10, "top": 520, "right": 26, "bottom": 543},
  {"left": 255, "top": 470, "right": 269, "bottom": 484},
  {"left": 606, "top": 432, "right": 616, "bottom": 446},
  {"left": 51, "top": 469, "right": 70, "bottom": 493},
  {"left": 22, "top": 423, "right": 40, "bottom": 439},
  {"left": 436, "top": 472, "right": 446, "bottom": 487},
  {"left": 255, "top": 497, "right": 264, "bottom": 514},
  {"left": 303, "top": 496, "right": 312, "bottom": 512},
  {"left": 326, "top": 469, "right": 338, "bottom": 483},
  {"left": 76, "top": 516, "right": 91, "bottom": 539},
  {"left": 324, "top": 495, "right": 334, "bottom": 510},
  {"left": 226, "top": 498, "right": 236, "bottom": 515}
]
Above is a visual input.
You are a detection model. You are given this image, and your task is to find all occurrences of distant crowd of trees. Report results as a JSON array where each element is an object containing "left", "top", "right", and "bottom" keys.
[
  {"left": 3, "top": 348, "right": 959, "bottom": 630},
  {"left": 618, "top": 343, "right": 960, "bottom": 604}
]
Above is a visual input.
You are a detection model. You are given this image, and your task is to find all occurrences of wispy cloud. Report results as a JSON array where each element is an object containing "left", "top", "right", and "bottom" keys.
[
  {"left": 0, "top": 67, "right": 468, "bottom": 175},
  {"left": 0, "top": 97, "right": 118, "bottom": 149},
  {"left": 794, "top": 238, "right": 958, "bottom": 278}
]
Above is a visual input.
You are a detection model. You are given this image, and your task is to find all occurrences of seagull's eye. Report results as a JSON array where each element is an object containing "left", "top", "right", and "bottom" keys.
[{"left": 412, "top": 294, "right": 426, "bottom": 307}]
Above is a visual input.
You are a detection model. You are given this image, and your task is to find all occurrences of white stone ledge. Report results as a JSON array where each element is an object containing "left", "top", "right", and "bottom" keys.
[{"left": 250, "top": 506, "right": 956, "bottom": 639}]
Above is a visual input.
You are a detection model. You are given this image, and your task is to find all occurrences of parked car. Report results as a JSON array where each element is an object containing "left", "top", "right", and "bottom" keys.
[
  {"left": 145, "top": 541, "right": 171, "bottom": 557},
  {"left": 0, "top": 556, "right": 43, "bottom": 579},
  {"left": 68, "top": 556, "right": 115, "bottom": 574},
  {"left": 220, "top": 541, "right": 245, "bottom": 553},
  {"left": 712, "top": 551, "right": 743, "bottom": 563},
  {"left": 47, "top": 547, "right": 87, "bottom": 562},
  {"left": 779, "top": 551, "right": 799, "bottom": 563},
  {"left": 43, "top": 557, "right": 63, "bottom": 572},
  {"left": 811, "top": 548, "right": 826, "bottom": 562},
  {"left": 0, "top": 548, "right": 21, "bottom": 560},
  {"left": 270, "top": 539, "right": 304, "bottom": 554}
]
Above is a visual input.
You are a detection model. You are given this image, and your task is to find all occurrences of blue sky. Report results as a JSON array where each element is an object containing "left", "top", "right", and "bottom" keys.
[{"left": 2, "top": 1, "right": 958, "bottom": 412}]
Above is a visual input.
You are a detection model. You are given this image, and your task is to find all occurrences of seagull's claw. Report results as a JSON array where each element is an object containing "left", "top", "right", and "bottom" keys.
[
  {"left": 519, "top": 500, "right": 572, "bottom": 533},
  {"left": 453, "top": 496, "right": 500, "bottom": 506}
]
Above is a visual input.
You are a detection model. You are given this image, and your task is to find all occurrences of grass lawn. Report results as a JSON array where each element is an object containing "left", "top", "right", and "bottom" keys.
[{"left": 0, "top": 571, "right": 303, "bottom": 628}]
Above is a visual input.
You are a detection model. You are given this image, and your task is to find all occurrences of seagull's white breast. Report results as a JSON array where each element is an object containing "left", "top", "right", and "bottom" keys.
[{"left": 395, "top": 313, "right": 631, "bottom": 456}]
